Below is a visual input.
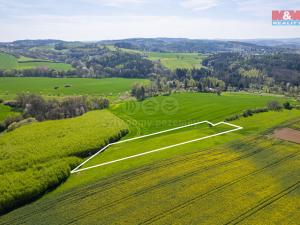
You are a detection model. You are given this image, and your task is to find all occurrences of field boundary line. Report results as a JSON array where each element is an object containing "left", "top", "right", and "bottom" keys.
[{"left": 71, "top": 121, "right": 242, "bottom": 174}]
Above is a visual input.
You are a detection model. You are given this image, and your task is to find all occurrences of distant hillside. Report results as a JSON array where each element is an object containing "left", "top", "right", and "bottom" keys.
[
  {"left": 2, "top": 38, "right": 299, "bottom": 54},
  {"left": 99, "top": 38, "right": 278, "bottom": 54},
  {"left": 239, "top": 38, "right": 300, "bottom": 49}
]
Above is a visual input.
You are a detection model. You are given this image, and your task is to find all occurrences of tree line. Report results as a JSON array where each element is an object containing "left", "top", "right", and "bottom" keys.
[
  {"left": 131, "top": 52, "right": 300, "bottom": 99},
  {"left": 202, "top": 53, "right": 300, "bottom": 96},
  {"left": 225, "top": 100, "right": 295, "bottom": 122},
  {"left": 0, "top": 94, "right": 109, "bottom": 132}
]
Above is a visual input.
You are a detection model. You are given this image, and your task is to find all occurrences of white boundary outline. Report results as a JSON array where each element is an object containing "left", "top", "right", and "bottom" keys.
[{"left": 71, "top": 121, "right": 243, "bottom": 174}]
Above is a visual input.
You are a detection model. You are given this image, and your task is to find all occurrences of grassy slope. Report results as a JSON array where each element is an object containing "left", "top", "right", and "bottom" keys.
[
  {"left": 0, "top": 110, "right": 128, "bottom": 214},
  {"left": 147, "top": 52, "right": 204, "bottom": 70},
  {"left": 44, "top": 92, "right": 293, "bottom": 192},
  {"left": 112, "top": 92, "right": 291, "bottom": 136},
  {"left": 82, "top": 123, "right": 232, "bottom": 169},
  {"left": 111, "top": 46, "right": 205, "bottom": 70},
  {"left": 0, "top": 52, "right": 72, "bottom": 71},
  {"left": 1, "top": 109, "right": 300, "bottom": 224},
  {"left": 0, "top": 104, "right": 19, "bottom": 122},
  {"left": 0, "top": 77, "right": 148, "bottom": 100}
]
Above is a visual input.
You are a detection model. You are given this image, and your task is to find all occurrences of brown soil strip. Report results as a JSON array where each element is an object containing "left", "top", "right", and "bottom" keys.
[{"left": 273, "top": 128, "right": 300, "bottom": 144}]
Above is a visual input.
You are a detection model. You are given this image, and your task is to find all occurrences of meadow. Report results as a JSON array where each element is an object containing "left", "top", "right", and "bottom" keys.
[
  {"left": 112, "top": 46, "right": 205, "bottom": 70},
  {"left": 111, "top": 92, "right": 291, "bottom": 136},
  {"left": 1, "top": 109, "right": 300, "bottom": 224},
  {"left": 0, "top": 77, "right": 148, "bottom": 100},
  {"left": 0, "top": 110, "right": 128, "bottom": 214},
  {"left": 80, "top": 122, "right": 234, "bottom": 171},
  {"left": 147, "top": 52, "right": 204, "bottom": 70},
  {"left": 30, "top": 92, "right": 293, "bottom": 192},
  {"left": 0, "top": 52, "right": 72, "bottom": 71},
  {"left": 0, "top": 92, "right": 299, "bottom": 222}
]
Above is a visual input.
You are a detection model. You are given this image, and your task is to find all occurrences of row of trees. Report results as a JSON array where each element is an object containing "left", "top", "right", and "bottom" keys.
[
  {"left": 131, "top": 75, "right": 225, "bottom": 100},
  {"left": 15, "top": 93, "right": 109, "bottom": 121},
  {"left": 225, "top": 100, "right": 294, "bottom": 122},
  {"left": 0, "top": 67, "right": 75, "bottom": 78},
  {"left": 0, "top": 94, "right": 110, "bottom": 132}
]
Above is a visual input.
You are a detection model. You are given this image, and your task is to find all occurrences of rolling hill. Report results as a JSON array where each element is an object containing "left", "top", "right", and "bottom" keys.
[{"left": 0, "top": 52, "right": 73, "bottom": 71}]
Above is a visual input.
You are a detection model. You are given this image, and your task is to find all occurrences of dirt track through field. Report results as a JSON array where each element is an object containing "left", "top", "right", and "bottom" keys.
[{"left": 273, "top": 128, "right": 300, "bottom": 144}]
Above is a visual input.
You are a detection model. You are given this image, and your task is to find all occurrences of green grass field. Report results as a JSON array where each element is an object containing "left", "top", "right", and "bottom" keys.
[
  {"left": 81, "top": 122, "right": 233, "bottom": 170},
  {"left": 1, "top": 109, "right": 300, "bottom": 224},
  {"left": 147, "top": 52, "right": 204, "bottom": 70},
  {"left": 0, "top": 77, "right": 148, "bottom": 100},
  {"left": 112, "top": 46, "right": 205, "bottom": 70},
  {"left": 0, "top": 52, "right": 72, "bottom": 71},
  {"left": 1, "top": 92, "right": 299, "bottom": 223},
  {"left": 112, "top": 92, "right": 291, "bottom": 136},
  {"left": 0, "top": 104, "right": 19, "bottom": 122},
  {"left": 33, "top": 92, "right": 293, "bottom": 192}
]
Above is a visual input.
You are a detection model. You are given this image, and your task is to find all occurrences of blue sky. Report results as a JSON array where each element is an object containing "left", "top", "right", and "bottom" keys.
[{"left": 0, "top": 0, "right": 299, "bottom": 41}]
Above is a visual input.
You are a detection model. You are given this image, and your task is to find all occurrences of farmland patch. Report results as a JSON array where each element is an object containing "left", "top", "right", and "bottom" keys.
[
  {"left": 0, "top": 52, "right": 72, "bottom": 71},
  {"left": 72, "top": 121, "right": 242, "bottom": 173},
  {"left": 273, "top": 128, "right": 300, "bottom": 144},
  {"left": 0, "top": 77, "right": 148, "bottom": 100}
]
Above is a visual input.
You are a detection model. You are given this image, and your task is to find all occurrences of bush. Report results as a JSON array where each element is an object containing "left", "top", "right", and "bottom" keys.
[
  {"left": 252, "top": 107, "right": 269, "bottom": 113},
  {"left": 64, "top": 84, "right": 72, "bottom": 88},
  {"left": 225, "top": 107, "right": 269, "bottom": 122},
  {"left": 243, "top": 109, "right": 253, "bottom": 117},
  {"left": 267, "top": 101, "right": 283, "bottom": 111},
  {"left": 89, "top": 97, "right": 110, "bottom": 110},
  {"left": 0, "top": 115, "right": 24, "bottom": 132},
  {"left": 3, "top": 100, "right": 18, "bottom": 108},
  {"left": 225, "top": 114, "right": 241, "bottom": 122},
  {"left": 0, "top": 122, "right": 5, "bottom": 132},
  {"left": 283, "top": 101, "right": 293, "bottom": 110}
]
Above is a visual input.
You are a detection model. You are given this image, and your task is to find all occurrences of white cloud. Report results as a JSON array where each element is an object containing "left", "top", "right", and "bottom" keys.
[
  {"left": 180, "top": 0, "right": 219, "bottom": 11},
  {"left": 81, "top": 0, "right": 146, "bottom": 7},
  {"left": 1, "top": 14, "right": 299, "bottom": 41}
]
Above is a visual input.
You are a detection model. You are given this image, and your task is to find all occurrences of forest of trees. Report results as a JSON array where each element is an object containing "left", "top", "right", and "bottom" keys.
[
  {"left": 1, "top": 41, "right": 300, "bottom": 97},
  {"left": 109, "top": 38, "right": 278, "bottom": 53},
  {"left": 131, "top": 52, "right": 300, "bottom": 100},
  {"left": 202, "top": 53, "right": 300, "bottom": 96},
  {"left": 0, "top": 45, "right": 169, "bottom": 78},
  {"left": 131, "top": 69, "right": 225, "bottom": 100}
]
